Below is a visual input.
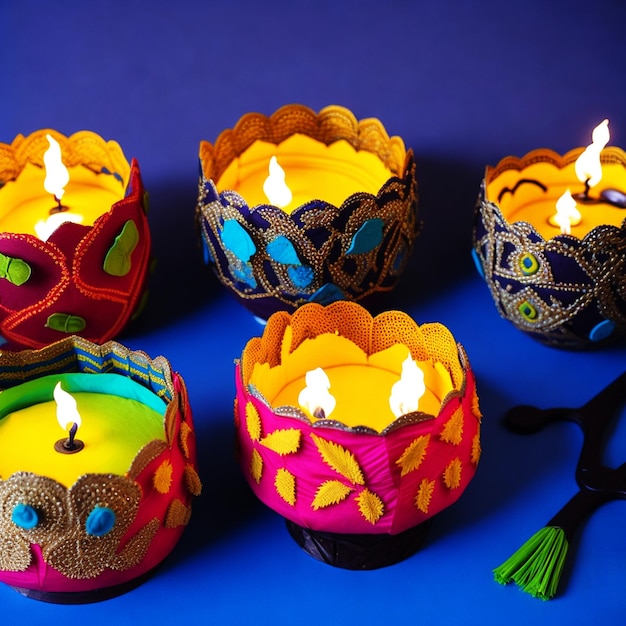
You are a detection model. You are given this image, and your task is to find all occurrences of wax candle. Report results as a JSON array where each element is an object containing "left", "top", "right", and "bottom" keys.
[
  {"left": 196, "top": 104, "right": 418, "bottom": 321},
  {"left": 0, "top": 136, "right": 123, "bottom": 240},
  {"left": 259, "top": 336, "right": 451, "bottom": 432},
  {"left": 0, "top": 373, "right": 166, "bottom": 487},
  {"left": 486, "top": 120, "right": 626, "bottom": 240},
  {"left": 216, "top": 134, "right": 394, "bottom": 213}
]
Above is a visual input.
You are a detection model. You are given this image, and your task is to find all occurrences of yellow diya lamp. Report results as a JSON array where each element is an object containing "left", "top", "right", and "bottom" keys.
[
  {"left": 234, "top": 301, "right": 482, "bottom": 569},
  {"left": 196, "top": 104, "right": 418, "bottom": 321},
  {"left": 473, "top": 119, "right": 626, "bottom": 348},
  {"left": 0, "top": 130, "right": 151, "bottom": 349},
  {"left": 0, "top": 336, "right": 201, "bottom": 603}
]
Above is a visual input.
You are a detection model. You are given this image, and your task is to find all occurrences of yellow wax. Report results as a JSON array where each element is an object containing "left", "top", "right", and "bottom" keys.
[
  {"left": 251, "top": 332, "right": 453, "bottom": 432},
  {"left": 487, "top": 159, "right": 626, "bottom": 239},
  {"left": 272, "top": 363, "right": 444, "bottom": 431},
  {"left": 216, "top": 134, "right": 393, "bottom": 213},
  {"left": 0, "top": 162, "right": 124, "bottom": 238},
  {"left": 0, "top": 392, "right": 165, "bottom": 487}
]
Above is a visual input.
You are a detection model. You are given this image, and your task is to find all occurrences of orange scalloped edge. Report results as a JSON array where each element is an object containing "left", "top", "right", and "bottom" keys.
[
  {"left": 200, "top": 104, "right": 408, "bottom": 182},
  {"left": 241, "top": 301, "right": 465, "bottom": 390},
  {"left": 485, "top": 145, "right": 626, "bottom": 183},
  {"left": 0, "top": 129, "right": 131, "bottom": 184}
]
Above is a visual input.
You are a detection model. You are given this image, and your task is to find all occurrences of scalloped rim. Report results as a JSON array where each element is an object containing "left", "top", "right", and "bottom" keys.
[
  {"left": 240, "top": 301, "right": 471, "bottom": 435},
  {"left": 0, "top": 129, "right": 131, "bottom": 185},
  {"left": 485, "top": 145, "right": 626, "bottom": 182},
  {"left": 200, "top": 103, "right": 408, "bottom": 183}
]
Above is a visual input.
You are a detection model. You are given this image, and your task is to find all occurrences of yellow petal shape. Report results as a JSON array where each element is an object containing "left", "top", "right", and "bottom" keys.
[
  {"left": 311, "top": 433, "right": 364, "bottom": 485},
  {"left": 312, "top": 480, "right": 353, "bottom": 510},
  {"left": 260, "top": 428, "right": 301, "bottom": 455},
  {"left": 396, "top": 434, "right": 430, "bottom": 476},
  {"left": 415, "top": 478, "right": 435, "bottom": 514},
  {"left": 443, "top": 457, "right": 463, "bottom": 489},
  {"left": 355, "top": 488, "right": 384, "bottom": 525},
  {"left": 275, "top": 468, "right": 296, "bottom": 506},
  {"left": 440, "top": 406, "right": 464, "bottom": 445},
  {"left": 250, "top": 448, "right": 263, "bottom": 484},
  {"left": 246, "top": 402, "right": 261, "bottom": 442}
]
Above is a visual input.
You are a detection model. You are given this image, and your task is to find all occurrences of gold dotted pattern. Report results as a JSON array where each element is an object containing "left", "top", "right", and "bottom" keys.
[{"left": 44, "top": 474, "right": 142, "bottom": 580}]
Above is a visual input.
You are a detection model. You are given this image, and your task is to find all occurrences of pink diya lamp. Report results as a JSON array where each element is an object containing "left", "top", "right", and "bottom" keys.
[
  {"left": 234, "top": 301, "right": 482, "bottom": 569},
  {"left": 0, "top": 336, "right": 201, "bottom": 602}
]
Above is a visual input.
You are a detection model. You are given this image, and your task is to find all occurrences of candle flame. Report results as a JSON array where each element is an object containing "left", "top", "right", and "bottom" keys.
[
  {"left": 34, "top": 211, "right": 84, "bottom": 241},
  {"left": 263, "top": 156, "right": 293, "bottom": 208},
  {"left": 574, "top": 119, "right": 610, "bottom": 188},
  {"left": 298, "top": 367, "right": 336, "bottom": 419},
  {"left": 389, "top": 354, "right": 426, "bottom": 418},
  {"left": 54, "top": 382, "right": 82, "bottom": 431},
  {"left": 552, "top": 189, "right": 581, "bottom": 235},
  {"left": 43, "top": 134, "right": 70, "bottom": 200}
]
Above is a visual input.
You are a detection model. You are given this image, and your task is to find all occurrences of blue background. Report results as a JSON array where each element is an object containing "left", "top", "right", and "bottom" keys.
[{"left": 2, "top": 0, "right": 626, "bottom": 623}]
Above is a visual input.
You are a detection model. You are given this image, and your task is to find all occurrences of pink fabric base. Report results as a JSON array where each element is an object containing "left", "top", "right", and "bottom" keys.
[{"left": 236, "top": 364, "right": 481, "bottom": 536}]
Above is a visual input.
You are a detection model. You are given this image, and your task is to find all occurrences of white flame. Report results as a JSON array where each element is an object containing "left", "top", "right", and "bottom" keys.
[
  {"left": 389, "top": 355, "right": 426, "bottom": 418},
  {"left": 574, "top": 119, "right": 610, "bottom": 188},
  {"left": 553, "top": 189, "right": 581, "bottom": 235},
  {"left": 54, "top": 382, "right": 82, "bottom": 431},
  {"left": 34, "top": 211, "right": 84, "bottom": 241},
  {"left": 263, "top": 156, "right": 293, "bottom": 208},
  {"left": 43, "top": 135, "right": 70, "bottom": 200},
  {"left": 298, "top": 367, "right": 336, "bottom": 419}
]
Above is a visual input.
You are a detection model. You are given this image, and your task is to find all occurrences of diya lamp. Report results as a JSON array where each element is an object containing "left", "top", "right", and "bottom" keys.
[
  {"left": 472, "top": 119, "right": 626, "bottom": 349},
  {"left": 196, "top": 104, "right": 419, "bottom": 321},
  {"left": 0, "top": 130, "right": 152, "bottom": 349},
  {"left": 234, "top": 301, "right": 482, "bottom": 569},
  {"left": 0, "top": 336, "right": 201, "bottom": 602}
]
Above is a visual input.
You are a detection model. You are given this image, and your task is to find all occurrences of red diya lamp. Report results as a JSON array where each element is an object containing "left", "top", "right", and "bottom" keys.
[
  {"left": 473, "top": 119, "right": 626, "bottom": 348},
  {"left": 0, "top": 337, "right": 201, "bottom": 603},
  {"left": 234, "top": 301, "right": 482, "bottom": 569},
  {"left": 0, "top": 130, "right": 152, "bottom": 349},
  {"left": 196, "top": 104, "right": 419, "bottom": 321}
]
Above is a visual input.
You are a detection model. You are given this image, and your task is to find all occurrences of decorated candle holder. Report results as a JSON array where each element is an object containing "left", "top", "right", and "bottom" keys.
[
  {"left": 196, "top": 104, "right": 418, "bottom": 321},
  {"left": 0, "top": 336, "right": 201, "bottom": 603},
  {"left": 234, "top": 301, "right": 481, "bottom": 569},
  {"left": 472, "top": 121, "right": 626, "bottom": 349},
  {"left": 0, "top": 130, "right": 152, "bottom": 349}
]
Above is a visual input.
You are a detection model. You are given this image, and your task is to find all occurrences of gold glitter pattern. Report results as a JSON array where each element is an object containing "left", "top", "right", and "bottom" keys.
[
  {"left": 44, "top": 474, "right": 142, "bottom": 579},
  {"left": 473, "top": 162, "right": 626, "bottom": 348},
  {"left": 0, "top": 473, "right": 69, "bottom": 571},
  {"left": 196, "top": 105, "right": 418, "bottom": 319}
]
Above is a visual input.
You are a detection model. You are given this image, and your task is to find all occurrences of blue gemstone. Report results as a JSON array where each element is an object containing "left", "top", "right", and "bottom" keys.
[
  {"left": 589, "top": 319, "right": 615, "bottom": 342},
  {"left": 86, "top": 506, "right": 116, "bottom": 537},
  {"left": 12, "top": 503, "right": 39, "bottom": 529}
]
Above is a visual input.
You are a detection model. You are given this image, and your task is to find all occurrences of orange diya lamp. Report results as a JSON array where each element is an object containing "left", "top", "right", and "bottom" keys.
[
  {"left": 196, "top": 104, "right": 418, "bottom": 321},
  {"left": 473, "top": 119, "right": 626, "bottom": 348},
  {"left": 0, "top": 130, "right": 152, "bottom": 349},
  {"left": 234, "top": 301, "right": 482, "bottom": 569},
  {"left": 0, "top": 337, "right": 201, "bottom": 603}
]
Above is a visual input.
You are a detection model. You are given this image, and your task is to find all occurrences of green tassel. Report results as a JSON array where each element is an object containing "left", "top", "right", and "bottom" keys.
[{"left": 493, "top": 526, "right": 569, "bottom": 600}]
